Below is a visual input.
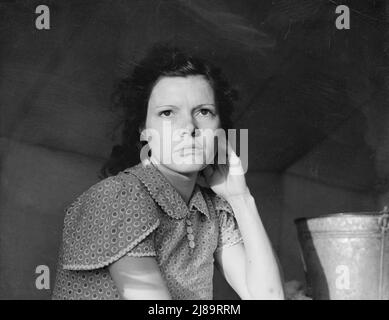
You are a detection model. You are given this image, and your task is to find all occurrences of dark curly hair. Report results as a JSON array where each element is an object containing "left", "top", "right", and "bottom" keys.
[{"left": 100, "top": 43, "right": 238, "bottom": 178}]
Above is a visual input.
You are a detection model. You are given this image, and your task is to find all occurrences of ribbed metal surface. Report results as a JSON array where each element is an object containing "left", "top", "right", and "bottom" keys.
[{"left": 295, "top": 212, "right": 389, "bottom": 300}]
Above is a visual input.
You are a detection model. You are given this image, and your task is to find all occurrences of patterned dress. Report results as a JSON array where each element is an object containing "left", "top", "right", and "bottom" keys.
[{"left": 52, "top": 161, "right": 243, "bottom": 300}]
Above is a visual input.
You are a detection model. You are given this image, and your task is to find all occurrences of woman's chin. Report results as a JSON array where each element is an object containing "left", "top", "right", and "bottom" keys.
[
  {"left": 166, "top": 161, "right": 207, "bottom": 175},
  {"left": 154, "top": 152, "right": 215, "bottom": 174}
]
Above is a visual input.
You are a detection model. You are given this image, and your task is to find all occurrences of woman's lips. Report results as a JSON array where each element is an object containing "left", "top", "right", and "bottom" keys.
[
  {"left": 178, "top": 147, "right": 203, "bottom": 156},
  {"left": 173, "top": 143, "right": 202, "bottom": 152}
]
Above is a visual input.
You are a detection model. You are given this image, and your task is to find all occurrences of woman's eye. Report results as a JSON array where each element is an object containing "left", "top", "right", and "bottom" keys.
[
  {"left": 159, "top": 110, "right": 172, "bottom": 117},
  {"left": 199, "top": 109, "right": 214, "bottom": 116}
]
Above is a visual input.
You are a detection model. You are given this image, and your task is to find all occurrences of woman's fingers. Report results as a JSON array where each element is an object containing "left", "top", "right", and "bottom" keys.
[
  {"left": 215, "top": 133, "right": 240, "bottom": 166},
  {"left": 222, "top": 139, "right": 244, "bottom": 176}
]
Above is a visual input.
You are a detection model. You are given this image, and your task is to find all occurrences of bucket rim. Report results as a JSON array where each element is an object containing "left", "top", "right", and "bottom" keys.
[{"left": 294, "top": 212, "right": 383, "bottom": 224}]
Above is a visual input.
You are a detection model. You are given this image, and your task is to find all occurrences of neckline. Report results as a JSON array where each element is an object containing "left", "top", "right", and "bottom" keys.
[
  {"left": 122, "top": 161, "right": 211, "bottom": 219},
  {"left": 149, "top": 156, "right": 198, "bottom": 204}
]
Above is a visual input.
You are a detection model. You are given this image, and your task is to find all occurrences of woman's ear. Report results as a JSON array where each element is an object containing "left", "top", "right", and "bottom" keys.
[{"left": 139, "top": 125, "right": 146, "bottom": 140}]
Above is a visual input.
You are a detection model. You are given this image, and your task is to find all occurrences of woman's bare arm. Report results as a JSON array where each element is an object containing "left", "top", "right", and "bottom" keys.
[
  {"left": 215, "top": 193, "right": 284, "bottom": 300},
  {"left": 202, "top": 137, "right": 284, "bottom": 300},
  {"left": 109, "top": 256, "right": 171, "bottom": 300}
]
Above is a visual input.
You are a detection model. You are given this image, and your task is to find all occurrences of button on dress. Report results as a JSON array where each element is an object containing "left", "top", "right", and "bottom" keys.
[{"left": 52, "top": 161, "right": 243, "bottom": 300}]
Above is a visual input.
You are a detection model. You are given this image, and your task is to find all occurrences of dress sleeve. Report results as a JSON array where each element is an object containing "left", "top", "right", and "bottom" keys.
[
  {"left": 126, "top": 232, "right": 157, "bottom": 257},
  {"left": 61, "top": 172, "right": 160, "bottom": 270},
  {"left": 214, "top": 195, "right": 244, "bottom": 252}
]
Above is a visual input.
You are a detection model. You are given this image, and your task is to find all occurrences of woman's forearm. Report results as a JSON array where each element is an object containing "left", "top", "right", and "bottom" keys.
[{"left": 226, "top": 193, "right": 285, "bottom": 300}]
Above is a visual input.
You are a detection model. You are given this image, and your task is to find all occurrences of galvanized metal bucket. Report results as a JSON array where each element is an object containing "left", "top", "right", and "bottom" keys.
[{"left": 295, "top": 211, "right": 389, "bottom": 300}]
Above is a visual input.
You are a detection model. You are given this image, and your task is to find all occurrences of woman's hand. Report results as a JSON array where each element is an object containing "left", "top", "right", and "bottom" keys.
[{"left": 198, "top": 135, "right": 249, "bottom": 200}]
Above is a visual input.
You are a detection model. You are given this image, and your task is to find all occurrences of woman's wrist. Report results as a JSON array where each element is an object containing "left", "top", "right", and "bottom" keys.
[
  {"left": 225, "top": 191, "right": 259, "bottom": 219},
  {"left": 224, "top": 189, "right": 253, "bottom": 202}
]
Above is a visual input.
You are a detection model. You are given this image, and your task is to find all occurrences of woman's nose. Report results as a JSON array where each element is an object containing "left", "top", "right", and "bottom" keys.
[{"left": 179, "top": 116, "right": 198, "bottom": 137}]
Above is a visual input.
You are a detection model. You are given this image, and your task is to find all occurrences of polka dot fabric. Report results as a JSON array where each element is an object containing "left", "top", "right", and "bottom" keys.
[
  {"left": 215, "top": 210, "right": 244, "bottom": 251},
  {"left": 126, "top": 233, "right": 157, "bottom": 257},
  {"left": 61, "top": 173, "right": 159, "bottom": 270},
  {"left": 52, "top": 161, "right": 243, "bottom": 300},
  {"left": 52, "top": 247, "right": 122, "bottom": 300},
  {"left": 210, "top": 195, "right": 244, "bottom": 251}
]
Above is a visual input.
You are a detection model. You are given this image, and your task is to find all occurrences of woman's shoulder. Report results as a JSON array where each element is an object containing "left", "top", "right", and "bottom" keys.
[
  {"left": 60, "top": 164, "right": 160, "bottom": 270},
  {"left": 72, "top": 164, "right": 151, "bottom": 205},
  {"left": 63, "top": 164, "right": 158, "bottom": 226}
]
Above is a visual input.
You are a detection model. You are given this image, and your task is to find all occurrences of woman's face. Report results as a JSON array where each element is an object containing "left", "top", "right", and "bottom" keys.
[{"left": 143, "top": 75, "right": 221, "bottom": 174}]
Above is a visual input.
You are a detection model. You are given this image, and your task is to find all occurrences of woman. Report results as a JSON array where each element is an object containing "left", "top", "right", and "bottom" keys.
[{"left": 52, "top": 43, "right": 284, "bottom": 300}]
